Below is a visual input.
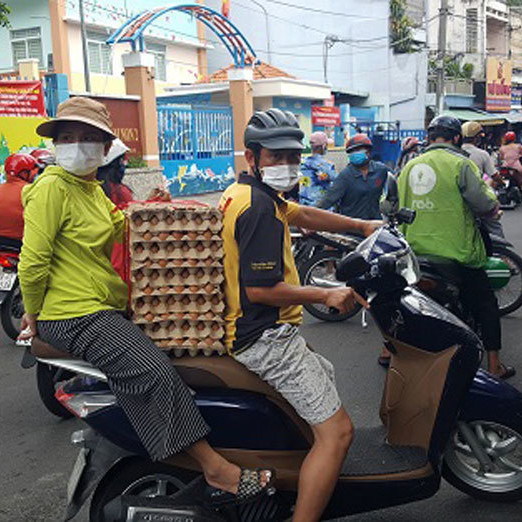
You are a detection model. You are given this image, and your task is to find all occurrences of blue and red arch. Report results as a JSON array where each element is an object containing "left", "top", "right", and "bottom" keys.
[{"left": 107, "top": 3, "right": 257, "bottom": 68}]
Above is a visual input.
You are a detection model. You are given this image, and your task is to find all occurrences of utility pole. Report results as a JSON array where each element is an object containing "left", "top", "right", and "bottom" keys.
[
  {"left": 250, "top": 0, "right": 272, "bottom": 63},
  {"left": 435, "top": 0, "right": 449, "bottom": 115},
  {"left": 79, "top": 0, "right": 91, "bottom": 92}
]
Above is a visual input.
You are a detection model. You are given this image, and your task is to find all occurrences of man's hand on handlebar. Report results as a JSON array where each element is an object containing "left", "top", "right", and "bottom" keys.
[
  {"left": 324, "top": 287, "right": 369, "bottom": 314},
  {"left": 360, "top": 220, "right": 383, "bottom": 238}
]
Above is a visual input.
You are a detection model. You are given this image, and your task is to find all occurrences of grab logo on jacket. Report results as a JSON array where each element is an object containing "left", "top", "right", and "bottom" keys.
[{"left": 409, "top": 164, "right": 437, "bottom": 196}]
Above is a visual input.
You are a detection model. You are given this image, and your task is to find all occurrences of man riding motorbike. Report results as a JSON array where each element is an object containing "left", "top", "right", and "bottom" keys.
[
  {"left": 394, "top": 115, "right": 514, "bottom": 379},
  {"left": 462, "top": 122, "right": 497, "bottom": 185},
  {"left": 0, "top": 153, "right": 38, "bottom": 248},
  {"left": 395, "top": 136, "right": 420, "bottom": 174},
  {"left": 317, "top": 133, "right": 390, "bottom": 219},
  {"left": 299, "top": 131, "right": 337, "bottom": 206},
  {"left": 220, "top": 108, "right": 379, "bottom": 522},
  {"left": 499, "top": 131, "right": 522, "bottom": 188}
]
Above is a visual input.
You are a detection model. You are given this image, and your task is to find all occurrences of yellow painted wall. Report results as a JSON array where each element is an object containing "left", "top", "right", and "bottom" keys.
[{"left": 0, "top": 116, "right": 52, "bottom": 180}]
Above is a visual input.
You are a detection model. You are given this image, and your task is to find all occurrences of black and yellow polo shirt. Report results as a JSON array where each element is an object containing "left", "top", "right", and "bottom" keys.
[{"left": 219, "top": 173, "right": 302, "bottom": 354}]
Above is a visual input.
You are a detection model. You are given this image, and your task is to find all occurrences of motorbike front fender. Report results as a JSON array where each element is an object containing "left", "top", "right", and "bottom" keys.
[
  {"left": 459, "top": 368, "right": 522, "bottom": 430},
  {"left": 65, "top": 429, "right": 133, "bottom": 521}
]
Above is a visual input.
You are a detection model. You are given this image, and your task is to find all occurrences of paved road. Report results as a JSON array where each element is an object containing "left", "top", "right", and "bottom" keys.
[{"left": 2, "top": 210, "right": 522, "bottom": 521}]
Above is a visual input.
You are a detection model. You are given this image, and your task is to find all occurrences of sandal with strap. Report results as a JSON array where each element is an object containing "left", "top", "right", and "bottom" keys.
[
  {"left": 495, "top": 363, "right": 516, "bottom": 380},
  {"left": 205, "top": 467, "right": 275, "bottom": 507}
]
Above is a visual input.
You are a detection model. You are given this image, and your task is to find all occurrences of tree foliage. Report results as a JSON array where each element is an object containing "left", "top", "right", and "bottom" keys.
[
  {"left": 0, "top": 1, "right": 11, "bottom": 28},
  {"left": 390, "top": 0, "right": 415, "bottom": 53}
]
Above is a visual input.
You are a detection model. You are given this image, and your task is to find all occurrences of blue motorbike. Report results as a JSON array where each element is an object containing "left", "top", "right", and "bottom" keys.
[{"left": 28, "top": 175, "right": 522, "bottom": 521}]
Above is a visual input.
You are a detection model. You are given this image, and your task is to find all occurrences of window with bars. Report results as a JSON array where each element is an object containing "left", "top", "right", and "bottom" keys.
[
  {"left": 10, "top": 27, "right": 43, "bottom": 66},
  {"left": 146, "top": 42, "right": 167, "bottom": 82},
  {"left": 87, "top": 31, "right": 113, "bottom": 75},
  {"left": 466, "top": 8, "right": 478, "bottom": 54}
]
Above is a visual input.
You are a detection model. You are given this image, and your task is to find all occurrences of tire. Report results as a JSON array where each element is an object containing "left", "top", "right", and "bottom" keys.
[
  {"left": 0, "top": 280, "right": 24, "bottom": 340},
  {"left": 443, "top": 420, "right": 522, "bottom": 502},
  {"left": 492, "top": 246, "right": 522, "bottom": 316},
  {"left": 89, "top": 459, "right": 200, "bottom": 522},
  {"left": 299, "top": 250, "right": 361, "bottom": 322},
  {"left": 36, "top": 362, "right": 75, "bottom": 419}
]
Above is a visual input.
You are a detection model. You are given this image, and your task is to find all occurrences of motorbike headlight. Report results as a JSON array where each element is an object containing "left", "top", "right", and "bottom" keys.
[{"left": 396, "top": 248, "right": 421, "bottom": 285}]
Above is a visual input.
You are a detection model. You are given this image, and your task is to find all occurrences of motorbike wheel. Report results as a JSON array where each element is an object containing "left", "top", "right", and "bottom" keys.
[
  {"left": 89, "top": 459, "right": 200, "bottom": 522},
  {"left": 299, "top": 250, "right": 361, "bottom": 322},
  {"left": 36, "top": 362, "right": 75, "bottom": 419},
  {"left": 492, "top": 247, "right": 522, "bottom": 316},
  {"left": 0, "top": 280, "right": 24, "bottom": 340},
  {"left": 443, "top": 420, "right": 522, "bottom": 502}
]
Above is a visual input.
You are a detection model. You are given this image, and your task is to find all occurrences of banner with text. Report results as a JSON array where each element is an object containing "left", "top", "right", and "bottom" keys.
[
  {"left": 312, "top": 105, "right": 341, "bottom": 127},
  {"left": 486, "top": 58, "right": 512, "bottom": 112},
  {"left": 0, "top": 80, "right": 46, "bottom": 117}
]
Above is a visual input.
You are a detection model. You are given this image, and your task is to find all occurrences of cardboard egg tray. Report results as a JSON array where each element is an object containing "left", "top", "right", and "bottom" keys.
[
  {"left": 132, "top": 267, "right": 224, "bottom": 289},
  {"left": 141, "top": 320, "right": 224, "bottom": 341},
  {"left": 131, "top": 241, "right": 223, "bottom": 261},
  {"left": 126, "top": 202, "right": 227, "bottom": 357},
  {"left": 130, "top": 205, "right": 222, "bottom": 234}
]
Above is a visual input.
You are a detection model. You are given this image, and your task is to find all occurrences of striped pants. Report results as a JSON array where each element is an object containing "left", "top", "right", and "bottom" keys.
[{"left": 38, "top": 310, "right": 210, "bottom": 461}]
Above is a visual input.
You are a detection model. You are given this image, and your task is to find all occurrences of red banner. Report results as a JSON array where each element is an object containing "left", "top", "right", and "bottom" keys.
[
  {"left": 0, "top": 80, "right": 46, "bottom": 117},
  {"left": 312, "top": 105, "right": 341, "bottom": 127}
]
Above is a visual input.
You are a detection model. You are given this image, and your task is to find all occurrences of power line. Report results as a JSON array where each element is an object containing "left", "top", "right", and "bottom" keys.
[{"left": 260, "top": 0, "right": 387, "bottom": 20}]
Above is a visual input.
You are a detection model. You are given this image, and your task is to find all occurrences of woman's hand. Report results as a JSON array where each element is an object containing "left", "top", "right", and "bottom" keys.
[{"left": 18, "top": 313, "right": 38, "bottom": 340}]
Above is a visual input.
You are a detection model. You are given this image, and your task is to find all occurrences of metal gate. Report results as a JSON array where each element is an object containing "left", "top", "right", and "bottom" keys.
[{"left": 158, "top": 104, "right": 235, "bottom": 196}]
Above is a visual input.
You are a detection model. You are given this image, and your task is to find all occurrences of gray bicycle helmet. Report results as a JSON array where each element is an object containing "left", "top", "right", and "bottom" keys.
[{"left": 244, "top": 108, "right": 305, "bottom": 150}]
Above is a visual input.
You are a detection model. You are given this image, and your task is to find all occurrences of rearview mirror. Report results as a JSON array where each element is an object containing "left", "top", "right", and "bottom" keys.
[{"left": 380, "top": 173, "right": 399, "bottom": 217}]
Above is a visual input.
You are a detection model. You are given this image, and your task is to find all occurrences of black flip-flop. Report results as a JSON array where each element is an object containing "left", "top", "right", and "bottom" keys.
[
  {"left": 378, "top": 355, "right": 391, "bottom": 368},
  {"left": 496, "top": 364, "right": 516, "bottom": 380},
  {"left": 205, "top": 467, "right": 275, "bottom": 508}
]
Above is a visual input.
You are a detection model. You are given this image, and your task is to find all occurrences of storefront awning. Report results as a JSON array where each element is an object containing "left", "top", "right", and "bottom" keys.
[
  {"left": 489, "top": 111, "right": 522, "bottom": 124},
  {"left": 443, "top": 109, "right": 505, "bottom": 126}
]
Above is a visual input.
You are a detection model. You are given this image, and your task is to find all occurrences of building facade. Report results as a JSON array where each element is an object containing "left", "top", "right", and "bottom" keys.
[{"left": 0, "top": 0, "right": 207, "bottom": 95}]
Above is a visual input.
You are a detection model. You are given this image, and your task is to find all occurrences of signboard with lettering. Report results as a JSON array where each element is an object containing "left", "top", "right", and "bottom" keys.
[
  {"left": 311, "top": 105, "right": 341, "bottom": 127},
  {"left": 486, "top": 58, "right": 512, "bottom": 112},
  {"left": 85, "top": 96, "right": 142, "bottom": 158},
  {"left": 0, "top": 80, "right": 46, "bottom": 117},
  {"left": 512, "top": 86, "right": 522, "bottom": 108}
]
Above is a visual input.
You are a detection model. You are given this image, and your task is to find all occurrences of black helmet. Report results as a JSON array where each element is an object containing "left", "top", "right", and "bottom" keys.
[
  {"left": 427, "top": 115, "right": 462, "bottom": 136},
  {"left": 244, "top": 108, "right": 305, "bottom": 150}
]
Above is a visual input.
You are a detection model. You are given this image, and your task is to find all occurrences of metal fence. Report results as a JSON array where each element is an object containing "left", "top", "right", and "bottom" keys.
[{"left": 157, "top": 104, "right": 235, "bottom": 196}]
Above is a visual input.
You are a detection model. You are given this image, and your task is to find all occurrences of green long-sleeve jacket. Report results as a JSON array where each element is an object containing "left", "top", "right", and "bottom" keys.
[{"left": 19, "top": 166, "right": 128, "bottom": 319}]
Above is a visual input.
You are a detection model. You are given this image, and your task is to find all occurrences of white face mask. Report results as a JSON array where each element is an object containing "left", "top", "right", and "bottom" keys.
[
  {"left": 261, "top": 164, "right": 300, "bottom": 192},
  {"left": 55, "top": 142, "right": 106, "bottom": 177}
]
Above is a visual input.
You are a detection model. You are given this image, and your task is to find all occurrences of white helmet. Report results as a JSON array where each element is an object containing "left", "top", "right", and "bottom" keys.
[{"left": 102, "top": 138, "right": 130, "bottom": 167}]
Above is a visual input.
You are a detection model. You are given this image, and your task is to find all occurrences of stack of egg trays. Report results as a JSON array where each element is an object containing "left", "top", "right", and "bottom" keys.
[{"left": 126, "top": 202, "right": 226, "bottom": 357}]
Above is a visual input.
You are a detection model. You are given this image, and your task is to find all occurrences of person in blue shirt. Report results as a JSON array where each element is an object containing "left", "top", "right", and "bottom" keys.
[
  {"left": 318, "top": 134, "right": 390, "bottom": 219},
  {"left": 299, "top": 131, "right": 337, "bottom": 206}
]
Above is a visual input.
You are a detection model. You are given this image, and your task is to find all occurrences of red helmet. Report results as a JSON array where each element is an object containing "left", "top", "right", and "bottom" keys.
[
  {"left": 4, "top": 153, "right": 38, "bottom": 182},
  {"left": 346, "top": 133, "right": 372, "bottom": 152},
  {"left": 402, "top": 136, "right": 420, "bottom": 151},
  {"left": 504, "top": 131, "right": 516, "bottom": 143},
  {"left": 30, "top": 148, "right": 55, "bottom": 169}
]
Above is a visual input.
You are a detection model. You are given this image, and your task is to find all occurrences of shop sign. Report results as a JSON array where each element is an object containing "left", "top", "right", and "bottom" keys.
[
  {"left": 486, "top": 58, "right": 512, "bottom": 112},
  {"left": 512, "top": 86, "right": 522, "bottom": 108},
  {"left": 311, "top": 105, "right": 341, "bottom": 127},
  {"left": 0, "top": 80, "right": 46, "bottom": 117}
]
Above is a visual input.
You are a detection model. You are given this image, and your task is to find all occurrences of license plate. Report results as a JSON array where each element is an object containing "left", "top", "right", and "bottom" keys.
[
  {"left": 67, "top": 448, "right": 88, "bottom": 504},
  {"left": 0, "top": 270, "right": 16, "bottom": 291}
]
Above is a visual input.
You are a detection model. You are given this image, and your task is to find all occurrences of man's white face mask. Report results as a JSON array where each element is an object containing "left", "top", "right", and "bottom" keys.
[
  {"left": 261, "top": 164, "right": 300, "bottom": 192},
  {"left": 54, "top": 142, "right": 106, "bottom": 177}
]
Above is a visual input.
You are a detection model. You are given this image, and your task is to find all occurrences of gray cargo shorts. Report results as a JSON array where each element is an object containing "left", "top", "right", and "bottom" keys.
[{"left": 234, "top": 324, "right": 342, "bottom": 425}]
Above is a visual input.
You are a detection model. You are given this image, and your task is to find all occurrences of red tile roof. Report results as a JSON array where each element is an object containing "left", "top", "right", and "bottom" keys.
[{"left": 198, "top": 61, "right": 296, "bottom": 83}]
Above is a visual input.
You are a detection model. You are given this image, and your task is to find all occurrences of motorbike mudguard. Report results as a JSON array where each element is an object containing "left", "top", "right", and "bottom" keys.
[
  {"left": 459, "top": 369, "right": 522, "bottom": 431},
  {"left": 0, "top": 290, "right": 9, "bottom": 305},
  {"left": 65, "top": 429, "right": 133, "bottom": 521}
]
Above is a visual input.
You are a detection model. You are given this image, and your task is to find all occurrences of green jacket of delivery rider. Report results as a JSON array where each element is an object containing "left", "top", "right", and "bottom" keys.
[{"left": 397, "top": 143, "right": 498, "bottom": 268}]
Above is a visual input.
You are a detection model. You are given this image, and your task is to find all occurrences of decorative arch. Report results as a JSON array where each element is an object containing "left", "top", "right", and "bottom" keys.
[{"left": 107, "top": 3, "right": 257, "bottom": 68}]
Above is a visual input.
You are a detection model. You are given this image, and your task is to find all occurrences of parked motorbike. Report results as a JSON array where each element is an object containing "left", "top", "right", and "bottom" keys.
[
  {"left": 292, "top": 229, "right": 362, "bottom": 321},
  {"left": 27, "top": 175, "right": 522, "bottom": 522},
  {"left": 0, "top": 240, "right": 23, "bottom": 340},
  {"left": 494, "top": 166, "right": 522, "bottom": 210}
]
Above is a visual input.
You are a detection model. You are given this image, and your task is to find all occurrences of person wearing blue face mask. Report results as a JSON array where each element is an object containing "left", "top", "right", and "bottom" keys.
[{"left": 318, "top": 134, "right": 390, "bottom": 220}]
